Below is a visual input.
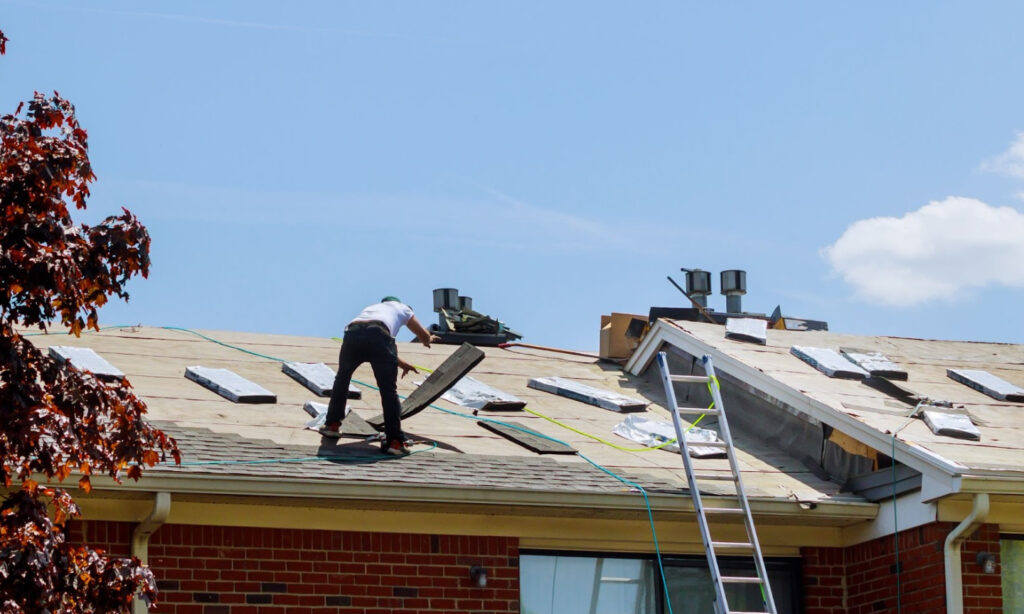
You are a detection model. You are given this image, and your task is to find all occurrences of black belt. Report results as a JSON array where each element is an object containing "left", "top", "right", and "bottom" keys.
[{"left": 346, "top": 320, "right": 389, "bottom": 334}]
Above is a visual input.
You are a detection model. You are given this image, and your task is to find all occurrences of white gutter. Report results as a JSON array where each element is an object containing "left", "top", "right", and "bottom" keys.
[
  {"left": 943, "top": 493, "right": 989, "bottom": 614},
  {"left": 131, "top": 492, "right": 171, "bottom": 614}
]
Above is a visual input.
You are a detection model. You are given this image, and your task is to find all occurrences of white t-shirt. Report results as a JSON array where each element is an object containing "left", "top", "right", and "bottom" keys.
[{"left": 350, "top": 302, "right": 415, "bottom": 337}]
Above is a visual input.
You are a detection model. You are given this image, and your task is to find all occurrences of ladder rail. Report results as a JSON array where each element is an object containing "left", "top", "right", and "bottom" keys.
[
  {"left": 702, "top": 355, "right": 778, "bottom": 614},
  {"left": 657, "top": 351, "right": 778, "bottom": 614},
  {"left": 656, "top": 352, "right": 730, "bottom": 614}
]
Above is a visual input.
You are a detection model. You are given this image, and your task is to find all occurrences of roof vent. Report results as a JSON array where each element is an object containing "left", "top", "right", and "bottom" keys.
[
  {"left": 682, "top": 268, "right": 712, "bottom": 307},
  {"left": 433, "top": 288, "right": 459, "bottom": 312},
  {"left": 720, "top": 269, "right": 746, "bottom": 314}
]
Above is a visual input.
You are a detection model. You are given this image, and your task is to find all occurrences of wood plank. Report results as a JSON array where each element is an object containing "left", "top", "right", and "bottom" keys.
[
  {"left": 477, "top": 420, "right": 577, "bottom": 454},
  {"left": 367, "top": 343, "right": 486, "bottom": 428}
]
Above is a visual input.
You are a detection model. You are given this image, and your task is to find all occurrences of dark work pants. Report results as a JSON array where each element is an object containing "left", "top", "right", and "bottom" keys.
[{"left": 325, "top": 325, "right": 403, "bottom": 443}]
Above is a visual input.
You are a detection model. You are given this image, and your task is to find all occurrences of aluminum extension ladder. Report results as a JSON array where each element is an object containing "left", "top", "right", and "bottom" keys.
[{"left": 656, "top": 352, "right": 777, "bottom": 614}]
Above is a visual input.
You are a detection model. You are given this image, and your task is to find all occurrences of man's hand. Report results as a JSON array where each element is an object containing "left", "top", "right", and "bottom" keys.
[
  {"left": 407, "top": 316, "right": 441, "bottom": 348},
  {"left": 399, "top": 359, "right": 419, "bottom": 378}
]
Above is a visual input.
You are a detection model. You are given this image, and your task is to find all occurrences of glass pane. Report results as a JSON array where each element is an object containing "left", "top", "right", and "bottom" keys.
[
  {"left": 1002, "top": 539, "right": 1024, "bottom": 612},
  {"left": 521, "top": 554, "right": 656, "bottom": 614},
  {"left": 663, "top": 561, "right": 795, "bottom": 614}
]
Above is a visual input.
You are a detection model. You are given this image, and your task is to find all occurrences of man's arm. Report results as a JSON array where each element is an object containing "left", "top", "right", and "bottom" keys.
[{"left": 407, "top": 315, "right": 441, "bottom": 347}]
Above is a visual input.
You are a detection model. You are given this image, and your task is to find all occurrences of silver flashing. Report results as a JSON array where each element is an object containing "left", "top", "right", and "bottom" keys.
[
  {"left": 527, "top": 376, "right": 648, "bottom": 412},
  {"left": 839, "top": 348, "right": 908, "bottom": 381},
  {"left": 946, "top": 368, "right": 1024, "bottom": 402},
  {"left": 922, "top": 410, "right": 981, "bottom": 441},
  {"left": 724, "top": 317, "right": 767, "bottom": 345},
  {"left": 437, "top": 375, "right": 525, "bottom": 411},
  {"left": 184, "top": 366, "right": 276, "bottom": 404},
  {"left": 282, "top": 361, "right": 360, "bottom": 399},
  {"left": 791, "top": 346, "right": 869, "bottom": 380},
  {"left": 48, "top": 346, "right": 125, "bottom": 380}
]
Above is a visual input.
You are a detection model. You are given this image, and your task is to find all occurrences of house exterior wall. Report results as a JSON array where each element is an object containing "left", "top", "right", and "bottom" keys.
[
  {"left": 801, "top": 522, "right": 1002, "bottom": 614},
  {"left": 72, "top": 521, "right": 519, "bottom": 614}
]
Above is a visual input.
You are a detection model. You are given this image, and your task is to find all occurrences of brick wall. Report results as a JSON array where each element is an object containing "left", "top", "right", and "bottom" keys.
[
  {"left": 73, "top": 521, "right": 519, "bottom": 614},
  {"left": 802, "top": 522, "right": 1002, "bottom": 614}
]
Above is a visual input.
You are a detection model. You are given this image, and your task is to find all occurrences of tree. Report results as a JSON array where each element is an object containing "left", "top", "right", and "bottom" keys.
[{"left": 0, "top": 28, "right": 180, "bottom": 612}]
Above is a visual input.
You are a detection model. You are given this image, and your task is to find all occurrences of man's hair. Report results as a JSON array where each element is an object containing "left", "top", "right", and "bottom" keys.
[{"left": 381, "top": 296, "right": 401, "bottom": 303}]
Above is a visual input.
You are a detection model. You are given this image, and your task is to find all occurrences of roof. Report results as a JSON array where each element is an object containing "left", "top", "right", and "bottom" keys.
[
  {"left": 23, "top": 325, "right": 851, "bottom": 507},
  {"left": 628, "top": 319, "right": 1024, "bottom": 495}
]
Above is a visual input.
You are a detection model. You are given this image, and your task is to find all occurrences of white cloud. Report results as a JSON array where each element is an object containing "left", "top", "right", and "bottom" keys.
[
  {"left": 980, "top": 132, "right": 1024, "bottom": 179},
  {"left": 822, "top": 197, "right": 1024, "bottom": 306}
]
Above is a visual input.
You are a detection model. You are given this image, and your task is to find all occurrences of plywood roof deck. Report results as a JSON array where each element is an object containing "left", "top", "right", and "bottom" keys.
[
  {"left": 660, "top": 320, "right": 1024, "bottom": 477},
  {"left": 22, "top": 325, "right": 844, "bottom": 503}
]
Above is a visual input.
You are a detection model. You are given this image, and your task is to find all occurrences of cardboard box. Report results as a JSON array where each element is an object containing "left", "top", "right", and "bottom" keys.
[{"left": 599, "top": 312, "right": 649, "bottom": 359}]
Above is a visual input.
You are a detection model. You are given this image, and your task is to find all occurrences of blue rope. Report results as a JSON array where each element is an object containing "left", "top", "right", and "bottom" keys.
[{"left": 159, "top": 326, "right": 677, "bottom": 612}]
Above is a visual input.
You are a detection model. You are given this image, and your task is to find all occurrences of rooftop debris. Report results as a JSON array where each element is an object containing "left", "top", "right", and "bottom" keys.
[
  {"left": 48, "top": 346, "right": 124, "bottom": 380},
  {"left": 437, "top": 376, "right": 525, "bottom": 411},
  {"left": 184, "top": 366, "right": 276, "bottom": 403},
  {"left": 477, "top": 420, "right": 577, "bottom": 454},
  {"left": 947, "top": 368, "right": 1024, "bottom": 402},
  {"left": 528, "top": 376, "right": 648, "bottom": 412},
  {"left": 724, "top": 318, "right": 768, "bottom": 345},
  {"left": 922, "top": 409, "right": 981, "bottom": 441},
  {"left": 790, "top": 346, "right": 869, "bottom": 380},
  {"left": 613, "top": 415, "right": 726, "bottom": 458},
  {"left": 283, "top": 361, "right": 360, "bottom": 398},
  {"left": 366, "top": 343, "right": 485, "bottom": 428},
  {"left": 839, "top": 348, "right": 908, "bottom": 381}
]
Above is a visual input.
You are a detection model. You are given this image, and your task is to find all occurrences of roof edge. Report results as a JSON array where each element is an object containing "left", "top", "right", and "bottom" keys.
[{"left": 626, "top": 320, "right": 967, "bottom": 489}]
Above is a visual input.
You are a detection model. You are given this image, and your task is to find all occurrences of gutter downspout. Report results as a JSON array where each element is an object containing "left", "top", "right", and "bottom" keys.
[
  {"left": 944, "top": 493, "right": 989, "bottom": 614},
  {"left": 131, "top": 492, "right": 171, "bottom": 614}
]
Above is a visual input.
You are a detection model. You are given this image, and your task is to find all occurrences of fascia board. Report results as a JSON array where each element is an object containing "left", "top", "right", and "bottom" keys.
[
  {"left": 66, "top": 473, "right": 876, "bottom": 524},
  {"left": 628, "top": 320, "right": 965, "bottom": 491}
]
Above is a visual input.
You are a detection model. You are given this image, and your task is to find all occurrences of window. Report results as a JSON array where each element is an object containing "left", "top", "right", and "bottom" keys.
[
  {"left": 662, "top": 557, "right": 800, "bottom": 613},
  {"left": 521, "top": 554, "right": 656, "bottom": 614},
  {"left": 521, "top": 552, "right": 801, "bottom": 614},
  {"left": 1002, "top": 536, "right": 1024, "bottom": 612}
]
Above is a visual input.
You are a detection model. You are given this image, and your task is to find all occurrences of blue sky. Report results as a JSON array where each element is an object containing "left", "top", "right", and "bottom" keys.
[{"left": 4, "top": 1, "right": 1024, "bottom": 349}]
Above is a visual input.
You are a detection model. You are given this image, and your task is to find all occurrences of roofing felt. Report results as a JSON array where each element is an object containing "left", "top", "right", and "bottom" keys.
[
  {"left": 643, "top": 320, "right": 1024, "bottom": 477},
  {"left": 22, "top": 325, "right": 846, "bottom": 503}
]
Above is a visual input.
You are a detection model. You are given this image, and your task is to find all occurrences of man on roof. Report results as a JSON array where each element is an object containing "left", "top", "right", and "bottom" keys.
[{"left": 319, "top": 296, "right": 441, "bottom": 455}]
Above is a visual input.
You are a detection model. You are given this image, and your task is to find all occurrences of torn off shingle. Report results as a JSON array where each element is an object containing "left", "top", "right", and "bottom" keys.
[
  {"left": 282, "top": 361, "right": 360, "bottom": 399},
  {"left": 947, "top": 368, "right": 1024, "bottom": 402},
  {"left": 436, "top": 376, "right": 525, "bottom": 411},
  {"left": 477, "top": 420, "right": 576, "bottom": 454},
  {"left": 922, "top": 410, "right": 981, "bottom": 441},
  {"left": 527, "top": 376, "right": 648, "bottom": 412},
  {"left": 840, "top": 348, "right": 908, "bottom": 381},
  {"left": 790, "top": 346, "right": 869, "bottom": 380},
  {"left": 48, "top": 346, "right": 124, "bottom": 380},
  {"left": 725, "top": 318, "right": 767, "bottom": 345},
  {"left": 185, "top": 366, "right": 276, "bottom": 403}
]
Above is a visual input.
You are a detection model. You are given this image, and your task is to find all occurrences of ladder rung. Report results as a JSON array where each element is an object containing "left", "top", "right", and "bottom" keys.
[
  {"left": 704, "top": 507, "right": 745, "bottom": 515},
  {"left": 721, "top": 576, "right": 764, "bottom": 584},
  {"left": 712, "top": 541, "right": 753, "bottom": 550},
  {"left": 676, "top": 407, "right": 719, "bottom": 416},
  {"left": 692, "top": 472, "right": 737, "bottom": 481},
  {"left": 685, "top": 440, "right": 729, "bottom": 448},
  {"left": 670, "top": 374, "right": 711, "bottom": 383}
]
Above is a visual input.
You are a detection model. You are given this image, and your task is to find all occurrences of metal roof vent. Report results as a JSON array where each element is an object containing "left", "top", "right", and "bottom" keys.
[
  {"left": 682, "top": 268, "right": 712, "bottom": 307},
  {"left": 720, "top": 269, "right": 746, "bottom": 314},
  {"left": 433, "top": 288, "right": 459, "bottom": 312}
]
